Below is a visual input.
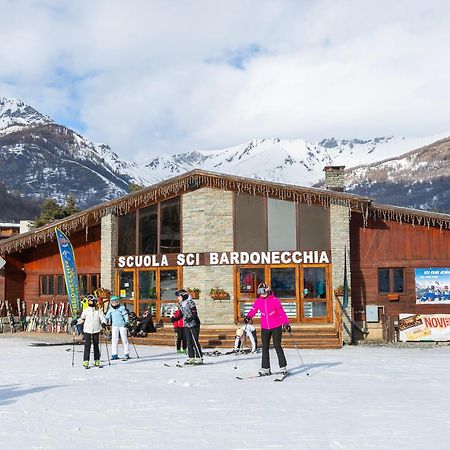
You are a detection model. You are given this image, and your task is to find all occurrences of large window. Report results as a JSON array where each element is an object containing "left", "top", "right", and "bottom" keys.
[
  {"left": 378, "top": 268, "right": 404, "bottom": 293},
  {"left": 298, "top": 204, "right": 330, "bottom": 251},
  {"left": 117, "top": 267, "right": 181, "bottom": 320},
  {"left": 118, "top": 197, "right": 180, "bottom": 256},
  {"left": 40, "top": 273, "right": 99, "bottom": 297},
  {"left": 235, "top": 194, "right": 267, "bottom": 252},
  {"left": 118, "top": 211, "right": 137, "bottom": 256},
  {"left": 160, "top": 198, "right": 180, "bottom": 253},
  {"left": 268, "top": 199, "right": 296, "bottom": 251},
  {"left": 139, "top": 205, "right": 157, "bottom": 254}
]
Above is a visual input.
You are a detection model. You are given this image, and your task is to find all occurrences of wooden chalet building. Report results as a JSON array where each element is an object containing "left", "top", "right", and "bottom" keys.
[{"left": 1, "top": 168, "right": 449, "bottom": 347}]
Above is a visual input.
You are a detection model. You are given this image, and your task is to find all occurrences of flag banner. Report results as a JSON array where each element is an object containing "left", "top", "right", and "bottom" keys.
[
  {"left": 55, "top": 228, "right": 81, "bottom": 316},
  {"left": 342, "top": 247, "right": 349, "bottom": 309}
]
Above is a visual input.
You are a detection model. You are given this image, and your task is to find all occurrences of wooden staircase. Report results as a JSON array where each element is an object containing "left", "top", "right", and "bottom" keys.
[{"left": 129, "top": 324, "right": 342, "bottom": 349}]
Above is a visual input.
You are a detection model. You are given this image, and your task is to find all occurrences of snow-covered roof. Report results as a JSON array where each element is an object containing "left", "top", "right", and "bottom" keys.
[{"left": 0, "top": 169, "right": 449, "bottom": 255}]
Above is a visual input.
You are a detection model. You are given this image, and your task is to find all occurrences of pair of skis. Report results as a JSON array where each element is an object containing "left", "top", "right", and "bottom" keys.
[{"left": 236, "top": 370, "right": 290, "bottom": 382}]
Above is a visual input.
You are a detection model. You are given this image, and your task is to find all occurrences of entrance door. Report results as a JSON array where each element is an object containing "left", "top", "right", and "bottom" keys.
[
  {"left": 300, "top": 266, "right": 331, "bottom": 322},
  {"left": 235, "top": 264, "right": 332, "bottom": 323},
  {"left": 116, "top": 267, "right": 181, "bottom": 322}
]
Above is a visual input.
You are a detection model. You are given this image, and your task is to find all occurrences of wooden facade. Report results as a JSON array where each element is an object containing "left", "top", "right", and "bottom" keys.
[
  {"left": 351, "top": 213, "right": 450, "bottom": 320},
  {"left": 0, "top": 169, "right": 449, "bottom": 345},
  {"left": 1, "top": 225, "right": 101, "bottom": 304}
]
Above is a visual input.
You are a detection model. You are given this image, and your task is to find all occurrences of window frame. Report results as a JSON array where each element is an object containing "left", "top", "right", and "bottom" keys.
[{"left": 377, "top": 267, "right": 405, "bottom": 294}]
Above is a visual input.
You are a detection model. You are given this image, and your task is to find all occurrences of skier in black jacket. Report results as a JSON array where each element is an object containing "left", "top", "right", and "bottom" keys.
[{"left": 171, "top": 289, "right": 203, "bottom": 365}]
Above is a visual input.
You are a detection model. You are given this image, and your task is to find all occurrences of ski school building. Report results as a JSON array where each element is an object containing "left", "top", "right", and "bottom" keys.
[{"left": 0, "top": 168, "right": 450, "bottom": 346}]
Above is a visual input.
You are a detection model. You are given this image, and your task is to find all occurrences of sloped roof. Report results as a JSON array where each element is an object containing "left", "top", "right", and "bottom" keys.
[{"left": 0, "top": 169, "right": 449, "bottom": 255}]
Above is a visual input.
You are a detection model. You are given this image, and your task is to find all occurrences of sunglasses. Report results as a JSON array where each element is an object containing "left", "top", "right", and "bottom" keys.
[{"left": 257, "top": 288, "right": 268, "bottom": 295}]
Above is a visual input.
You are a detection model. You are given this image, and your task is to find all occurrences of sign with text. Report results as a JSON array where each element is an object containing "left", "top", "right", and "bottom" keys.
[
  {"left": 116, "top": 250, "right": 331, "bottom": 269},
  {"left": 399, "top": 313, "right": 450, "bottom": 342},
  {"left": 0, "top": 256, "right": 5, "bottom": 270},
  {"left": 415, "top": 268, "right": 450, "bottom": 304}
]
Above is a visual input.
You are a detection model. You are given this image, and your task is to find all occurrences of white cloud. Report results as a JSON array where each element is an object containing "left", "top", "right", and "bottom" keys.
[{"left": 1, "top": 0, "right": 450, "bottom": 162}]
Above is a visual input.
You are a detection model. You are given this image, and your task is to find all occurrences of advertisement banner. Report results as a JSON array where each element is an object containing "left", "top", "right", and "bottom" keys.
[
  {"left": 399, "top": 314, "right": 450, "bottom": 342},
  {"left": 415, "top": 268, "right": 450, "bottom": 304},
  {"left": 55, "top": 228, "right": 81, "bottom": 317}
]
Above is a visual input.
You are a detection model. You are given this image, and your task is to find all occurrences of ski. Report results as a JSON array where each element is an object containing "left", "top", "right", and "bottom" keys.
[
  {"left": 164, "top": 363, "right": 183, "bottom": 368},
  {"left": 274, "top": 371, "right": 289, "bottom": 382},
  {"left": 29, "top": 341, "right": 83, "bottom": 347},
  {"left": 236, "top": 371, "right": 285, "bottom": 380}
]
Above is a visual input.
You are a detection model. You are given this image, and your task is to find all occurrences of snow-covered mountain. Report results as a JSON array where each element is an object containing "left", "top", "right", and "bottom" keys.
[
  {"left": 139, "top": 134, "right": 450, "bottom": 187},
  {"left": 0, "top": 96, "right": 449, "bottom": 220},
  {"left": 342, "top": 137, "right": 450, "bottom": 212},
  {"left": 0, "top": 97, "right": 142, "bottom": 209}
]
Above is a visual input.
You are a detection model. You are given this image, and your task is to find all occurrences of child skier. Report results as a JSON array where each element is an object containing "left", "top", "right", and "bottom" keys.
[
  {"left": 171, "top": 288, "right": 202, "bottom": 364},
  {"left": 244, "top": 282, "right": 291, "bottom": 376},
  {"left": 234, "top": 322, "right": 257, "bottom": 353},
  {"left": 73, "top": 294, "right": 105, "bottom": 368},
  {"left": 171, "top": 307, "right": 187, "bottom": 353},
  {"left": 103, "top": 295, "right": 130, "bottom": 360}
]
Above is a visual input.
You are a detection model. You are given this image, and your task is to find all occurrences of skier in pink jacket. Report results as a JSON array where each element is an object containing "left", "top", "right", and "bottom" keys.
[{"left": 244, "top": 282, "right": 291, "bottom": 376}]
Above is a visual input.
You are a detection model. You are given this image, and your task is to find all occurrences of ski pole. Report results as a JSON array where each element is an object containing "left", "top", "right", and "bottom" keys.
[
  {"left": 188, "top": 325, "right": 202, "bottom": 361},
  {"left": 172, "top": 328, "right": 181, "bottom": 366},
  {"left": 234, "top": 323, "right": 248, "bottom": 370},
  {"left": 127, "top": 330, "right": 140, "bottom": 359},
  {"left": 103, "top": 330, "right": 111, "bottom": 366},
  {"left": 288, "top": 330, "right": 309, "bottom": 376},
  {"left": 71, "top": 335, "right": 76, "bottom": 367}
]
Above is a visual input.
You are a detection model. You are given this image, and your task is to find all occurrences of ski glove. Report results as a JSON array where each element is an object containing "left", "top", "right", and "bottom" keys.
[
  {"left": 282, "top": 324, "right": 291, "bottom": 333},
  {"left": 71, "top": 319, "right": 78, "bottom": 326},
  {"left": 243, "top": 316, "right": 251, "bottom": 324},
  {"left": 101, "top": 322, "right": 107, "bottom": 329}
]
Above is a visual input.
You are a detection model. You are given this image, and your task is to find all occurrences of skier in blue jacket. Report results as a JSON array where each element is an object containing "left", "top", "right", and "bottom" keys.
[{"left": 102, "top": 296, "right": 130, "bottom": 360}]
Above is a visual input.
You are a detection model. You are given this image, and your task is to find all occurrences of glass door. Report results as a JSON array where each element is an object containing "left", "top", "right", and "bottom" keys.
[
  {"left": 138, "top": 270, "right": 157, "bottom": 317},
  {"left": 117, "top": 269, "right": 135, "bottom": 313},
  {"left": 301, "top": 265, "right": 331, "bottom": 322}
]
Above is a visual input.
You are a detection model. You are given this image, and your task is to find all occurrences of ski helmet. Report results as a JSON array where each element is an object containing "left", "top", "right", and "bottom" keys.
[
  {"left": 110, "top": 295, "right": 119, "bottom": 302},
  {"left": 257, "top": 282, "right": 270, "bottom": 296},
  {"left": 87, "top": 294, "right": 97, "bottom": 305},
  {"left": 175, "top": 289, "right": 189, "bottom": 301}
]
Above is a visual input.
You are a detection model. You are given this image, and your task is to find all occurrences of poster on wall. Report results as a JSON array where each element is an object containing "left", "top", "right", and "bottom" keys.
[
  {"left": 398, "top": 314, "right": 450, "bottom": 342},
  {"left": 415, "top": 268, "right": 450, "bottom": 304}
]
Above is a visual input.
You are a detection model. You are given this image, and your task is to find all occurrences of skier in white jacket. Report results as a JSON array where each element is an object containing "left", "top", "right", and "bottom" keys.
[
  {"left": 102, "top": 296, "right": 130, "bottom": 360},
  {"left": 74, "top": 294, "right": 105, "bottom": 368}
]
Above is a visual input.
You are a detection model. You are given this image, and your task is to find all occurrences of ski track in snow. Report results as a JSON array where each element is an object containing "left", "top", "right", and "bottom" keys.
[{"left": 1, "top": 337, "right": 450, "bottom": 449}]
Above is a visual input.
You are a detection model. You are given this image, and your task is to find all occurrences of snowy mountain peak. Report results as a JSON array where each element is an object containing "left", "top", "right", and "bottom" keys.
[{"left": 0, "top": 97, "right": 53, "bottom": 131}]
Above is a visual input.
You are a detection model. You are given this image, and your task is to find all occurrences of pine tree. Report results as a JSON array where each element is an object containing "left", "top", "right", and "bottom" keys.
[
  {"left": 129, "top": 182, "right": 144, "bottom": 192},
  {"left": 33, "top": 195, "right": 80, "bottom": 228}
]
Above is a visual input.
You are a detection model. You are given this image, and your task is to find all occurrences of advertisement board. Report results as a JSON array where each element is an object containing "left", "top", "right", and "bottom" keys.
[
  {"left": 415, "top": 268, "right": 450, "bottom": 304},
  {"left": 399, "top": 313, "right": 450, "bottom": 342}
]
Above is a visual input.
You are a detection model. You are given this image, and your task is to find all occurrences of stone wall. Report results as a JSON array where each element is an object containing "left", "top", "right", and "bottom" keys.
[
  {"left": 330, "top": 203, "right": 352, "bottom": 343},
  {"left": 100, "top": 213, "right": 117, "bottom": 292},
  {"left": 182, "top": 188, "right": 235, "bottom": 325}
]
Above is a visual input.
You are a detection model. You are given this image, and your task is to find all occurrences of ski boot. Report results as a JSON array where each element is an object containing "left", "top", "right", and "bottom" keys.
[
  {"left": 193, "top": 358, "right": 204, "bottom": 365},
  {"left": 94, "top": 360, "right": 102, "bottom": 368},
  {"left": 82, "top": 360, "right": 89, "bottom": 369},
  {"left": 111, "top": 354, "right": 119, "bottom": 360},
  {"left": 122, "top": 354, "right": 130, "bottom": 361},
  {"left": 258, "top": 368, "right": 271, "bottom": 376},
  {"left": 279, "top": 366, "right": 287, "bottom": 375},
  {"left": 184, "top": 358, "right": 195, "bottom": 365},
  {"left": 177, "top": 349, "right": 184, "bottom": 354}
]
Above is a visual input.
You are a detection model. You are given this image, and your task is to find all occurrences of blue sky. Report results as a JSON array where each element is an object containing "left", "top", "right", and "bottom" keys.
[{"left": 1, "top": 0, "right": 450, "bottom": 163}]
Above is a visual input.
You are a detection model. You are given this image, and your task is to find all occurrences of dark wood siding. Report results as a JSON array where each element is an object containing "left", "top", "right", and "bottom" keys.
[
  {"left": 5, "top": 225, "right": 101, "bottom": 307},
  {"left": 350, "top": 213, "right": 450, "bottom": 318}
]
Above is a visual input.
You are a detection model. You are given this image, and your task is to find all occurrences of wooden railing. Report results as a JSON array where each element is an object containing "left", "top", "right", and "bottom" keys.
[{"left": 334, "top": 294, "right": 343, "bottom": 347}]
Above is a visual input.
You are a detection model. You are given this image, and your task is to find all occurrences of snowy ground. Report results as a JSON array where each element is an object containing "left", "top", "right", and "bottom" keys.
[{"left": 1, "top": 335, "right": 450, "bottom": 450}]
